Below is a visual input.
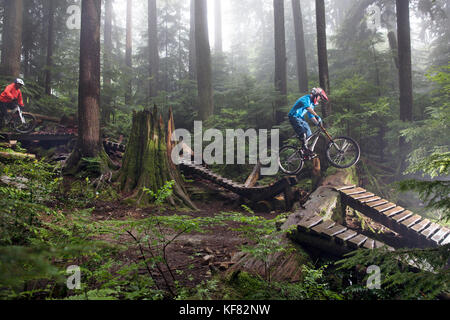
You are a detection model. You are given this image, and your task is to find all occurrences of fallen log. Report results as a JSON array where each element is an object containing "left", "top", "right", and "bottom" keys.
[
  {"left": 24, "top": 112, "right": 60, "bottom": 123},
  {"left": 0, "top": 151, "right": 36, "bottom": 160}
]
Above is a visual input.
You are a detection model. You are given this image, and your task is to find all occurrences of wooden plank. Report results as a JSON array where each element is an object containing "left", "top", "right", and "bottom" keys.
[
  {"left": 341, "top": 187, "right": 366, "bottom": 195},
  {"left": 421, "top": 223, "right": 441, "bottom": 239},
  {"left": 382, "top": 206, "right": 405, "bottom": 217},
  {"left": 297, "top": 215, "right": 323, "bottom": 229},
  {"left": 431, "top": 227, "right": 450, "bottom": 244},
  {"left": 350, "top": 192, "right": 374, "bottom": 200},
  {"left": 373, "top": 240, "right": 393, "bottom": 250},
  {"left": 347, "top": 234, "right": 368, "bottom": 248},
  {"left": 410, "top": 219, "right": 431, "bottom": 233},
  {"left": 311, "top": 220, "right": 336, "bottom": 234},
  {"left": 373, "top": 202, "right": 396, "bottom": 213},
  {"left": 440, "top": 234, "right": 450, "bottom": 245},
  {"left": 367, "top": 199, "right": 389, "bottom": 207},
  {"left": 335, "top": 185, "right": 356, "bottom": 191},
  {"left": 392, "top": 210, "right": 413, "bottom": 222},
  {"left": 321, "top": 225, "right": 347, "bottom": 238},
  {"left": 401, "top": 214, "right": 422, "bottom": 228},
  {"left": 335, "top": 230, "right": 358, "bottom": 242},
  {"left": 363, "top": 239, "right": 375, "bottom": 249},
  {"left": 359, "top": 196, "right": 381, "bottom": 203}
]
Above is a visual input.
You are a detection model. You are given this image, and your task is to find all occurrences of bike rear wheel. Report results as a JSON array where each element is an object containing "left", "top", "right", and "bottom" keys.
[
  {"left": 13, "top": 113, "right": 36, "bottom": 134},
  {"left": 326, "top": 136, "right": 360, "bottom": 168},
  {"left": 278, "top": 145, "right": 304, "bottom": 174}
]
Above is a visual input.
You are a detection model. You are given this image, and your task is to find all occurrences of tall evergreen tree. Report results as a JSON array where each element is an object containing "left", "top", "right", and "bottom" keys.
[
  {"left": 396, "top": 0, "right": 413, "bottom": 123},
  {"left": 195, "top": 0, "right": 214, "bottom": 121},
  {"left": 125, "top": 0, "right": 133, "bottom": 104},
  {"left": 0, "top": 0, "right": 23, "bottom": 78},
  {"left": 189, "top": 0, "right": 196, "bottom": 80},
  {"left": 396, "top": 0, "right": 413, "bottom": 168},
  {"left": 64, "top": 0, "right": 103, "bottom": 174},
  {"left": 274, "top": 0, "right": 288, "bottom": 123},
  {"left": 148, "top": 0, "right": 159, "bottom": 99},
  {"left": 44, "top": 0, "right": 55, "bottom": 95},
  {"left": 315, "top": 0, "right": 331, "bottom": 118},
  {"left": 292, "top": 0, "right": 308, "bottom": 93},
  {"left": 103, "top": 0, "right": 113, "bottom": 122}
]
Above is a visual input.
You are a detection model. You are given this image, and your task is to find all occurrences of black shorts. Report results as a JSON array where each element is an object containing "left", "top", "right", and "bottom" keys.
[{"left": 0, "top": 102, "right": 14, "bottom": 117}]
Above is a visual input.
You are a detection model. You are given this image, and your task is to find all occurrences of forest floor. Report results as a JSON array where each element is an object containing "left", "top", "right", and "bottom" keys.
[{"left": 80, "top": 177, "right": 282, "bottom": 296}]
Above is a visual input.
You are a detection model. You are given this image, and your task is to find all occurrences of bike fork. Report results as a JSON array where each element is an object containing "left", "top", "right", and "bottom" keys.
[{"left": 17, "top": 108, "right": 25, "bottom": 124}]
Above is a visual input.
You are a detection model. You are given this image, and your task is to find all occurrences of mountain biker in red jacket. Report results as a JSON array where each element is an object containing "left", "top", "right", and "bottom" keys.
[
  {"left": 288, "top": 87, "right": 329, "bottom": 158},
  {"left": 0, "top": 78, "right": 25, "bottom": 127}
]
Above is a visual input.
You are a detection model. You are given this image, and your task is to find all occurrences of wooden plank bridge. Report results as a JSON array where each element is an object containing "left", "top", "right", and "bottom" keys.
[
  {"left": 335, "top": 185, "right": 450, "bottom": 248},
  {"left": 292, "top": 212, "right": 394, "bottom": 258},
  {"left": 287, "top": 183, "right": 449, "bottom": 259},
  {"left": 179, "top": 159, "right": 298, "bottom": 206}
]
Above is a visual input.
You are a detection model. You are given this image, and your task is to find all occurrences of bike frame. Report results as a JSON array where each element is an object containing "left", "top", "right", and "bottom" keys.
[
  {"left": 11, "top": 105, "right": 26, "bottom": 124},
  {"left": 305, "top": 124, "right": 345, "bottom": 153}
]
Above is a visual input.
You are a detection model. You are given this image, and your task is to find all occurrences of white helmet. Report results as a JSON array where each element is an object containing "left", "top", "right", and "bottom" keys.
[{"left": 15, "top": 78, "right": 25, "bottom": 86}]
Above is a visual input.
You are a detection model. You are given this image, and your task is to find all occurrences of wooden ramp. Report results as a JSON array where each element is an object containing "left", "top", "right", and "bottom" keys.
[
  {"left": 291, "top": 213, "right": 393, "bottom": 257},
  {"left": 179, "top": 160, "right": 298, "bottom": 204},
  {"left": 335, "top": 185, "right": 450, "bottom": 248}
]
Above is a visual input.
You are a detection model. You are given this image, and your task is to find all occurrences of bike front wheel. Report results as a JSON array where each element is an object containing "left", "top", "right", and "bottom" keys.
[
  {"left": 326, "top": 136, "right": 360, "bottom": 168},
  {"left": 13, "top": 113, "right": 36, "bottom": 134},
  {"left": 278, "top": 145, "right": 304, "bottom": 175}
]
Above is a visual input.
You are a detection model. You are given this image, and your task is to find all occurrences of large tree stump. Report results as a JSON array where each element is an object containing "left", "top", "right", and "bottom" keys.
[{"left": 117, "top": 107, "right": 196, "bottom": 209}]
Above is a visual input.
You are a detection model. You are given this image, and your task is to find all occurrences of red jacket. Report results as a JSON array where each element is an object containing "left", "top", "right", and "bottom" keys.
[{"left": 0, "top": 83, "right": 24, "bottom": 106}]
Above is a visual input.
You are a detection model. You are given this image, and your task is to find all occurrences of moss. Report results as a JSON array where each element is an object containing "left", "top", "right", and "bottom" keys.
[
  {"left": 116, "top": 109, "right": 196, "bottom": 209},
  {"left": 331, "top": 194, "right": 345, "bottom": 225}
]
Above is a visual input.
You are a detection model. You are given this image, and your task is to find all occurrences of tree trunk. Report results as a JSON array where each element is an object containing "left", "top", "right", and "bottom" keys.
[
  {"left": 387, "top": 31, "right": 399, "bottom": 69},
  {"left": 188, "top": 0, "right": 196, "bottom": 80},
  {"left": 396, "top": 0, "right": 413, "bottom": 169},
  {"left": 396, "top": 0, "right": 413, "bottom": 123},
  {"left": 0, "top": 0, "right": 23, "bottom": 78},
  {"left": 214, "top": 0, "right": 223, "bottom": 53},
  {"left": 148, "top": 0, "right": 159, "bottom": 99},
  {"left": 64, "top": 0, "right": 110, "bottom": 176},
  {"left": 274, "top": 0, "right": 288, "bottom": 120},
  {"left": 315, "top": 0, "right": 331, "bottom": 118},
  {"left": 125, "top": 0, "right": 133, "bottom": 105},
  {"left": 292, "top": 0, "right": 308, "bottom": 93},
  {"left": 195, "top": 0, "right": 214, "bottom": 121},
  {"left": 44, "top": 0, "right": 55, "bottom": 95},
  {"left": 103, "top": 0, "right": 113, "bottom": 123},
  {"left": 117, "top": 107, "right": 196, "bottom": 209}
]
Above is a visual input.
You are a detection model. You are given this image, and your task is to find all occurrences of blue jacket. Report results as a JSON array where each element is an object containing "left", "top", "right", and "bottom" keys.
[{"left": 288, "top": 95, "right": 315, "bottom": 120}]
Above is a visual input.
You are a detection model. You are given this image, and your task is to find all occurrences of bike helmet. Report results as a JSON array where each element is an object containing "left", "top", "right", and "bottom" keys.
[
  {"left": 15, "top": 78, "right": 25, "bottom": 86},
  {"left": 311, "top": 87, "right": 328, "bottom": 105}
]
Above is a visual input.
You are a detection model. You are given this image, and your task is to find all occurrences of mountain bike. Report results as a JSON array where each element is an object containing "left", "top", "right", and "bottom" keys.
[
  {"left": 278, "top": 123, "right": 360, "bottom": 175},
  {"left": 3, "top": 104, "right": 37, "bottom": 134}
]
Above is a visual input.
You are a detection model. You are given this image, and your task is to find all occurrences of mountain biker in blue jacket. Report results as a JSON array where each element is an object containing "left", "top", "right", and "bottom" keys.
[{"left": 288, "top": 87, "right": 329, "bottom": 158}]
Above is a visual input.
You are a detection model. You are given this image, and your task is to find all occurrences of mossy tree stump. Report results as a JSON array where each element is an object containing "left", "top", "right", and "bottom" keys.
[{"left": 117, "top": 107, "right": 196, "bottom": 209}]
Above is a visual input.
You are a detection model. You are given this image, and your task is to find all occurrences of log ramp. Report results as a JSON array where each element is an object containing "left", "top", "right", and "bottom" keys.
[
  {"left": 336, "top": 185, "right": 450, "bottom": 248},
  {"left": 227, "top": 170, "right": 450, "bottom": 282},
  {"left": 179, "top": 159, "right": 298, "bottom": 207}
]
